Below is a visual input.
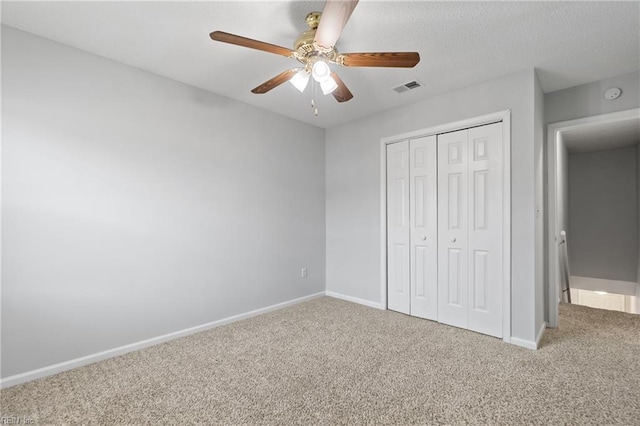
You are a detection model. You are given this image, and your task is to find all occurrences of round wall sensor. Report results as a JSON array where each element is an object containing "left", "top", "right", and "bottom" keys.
[{"left": 604, "top": 87, "right": 622, "bottom": 100}]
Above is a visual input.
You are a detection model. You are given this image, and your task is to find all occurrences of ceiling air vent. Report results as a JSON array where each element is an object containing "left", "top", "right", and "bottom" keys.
[{"left": 393, "top": 80, "right": 423, "bottom": 93}]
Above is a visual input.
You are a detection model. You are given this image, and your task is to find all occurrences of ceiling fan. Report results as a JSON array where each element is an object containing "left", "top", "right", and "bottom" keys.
[{"left": 209, "top": 0, "right": 420, "bottom": 104}]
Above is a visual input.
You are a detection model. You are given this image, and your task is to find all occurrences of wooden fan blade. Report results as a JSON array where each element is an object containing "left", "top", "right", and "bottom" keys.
[
  {"left": 339, "top": 52, "right": 420, "bottom": 68},
  {"left": 210, "top": 31, "right": 296, "bottom": 58},
  {"left": 314, "top": 0, "right": 359, "bottom": 50},
  {"left": 251, "top": 69, "right": 297, "bottom": 94},
  {"left": 330, "top": 72, "right": 353, "bottom": 103}
]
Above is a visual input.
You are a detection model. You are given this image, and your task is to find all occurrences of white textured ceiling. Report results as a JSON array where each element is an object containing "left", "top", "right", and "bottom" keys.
[
  {"left": 563, "top": 117, "right": 640, "bottom": 153},
  {"left": 2, "top": 1, "right": 639, "bottom": 128}
]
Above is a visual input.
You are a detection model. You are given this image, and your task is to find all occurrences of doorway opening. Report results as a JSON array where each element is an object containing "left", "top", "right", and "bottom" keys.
[{"left": 547, "top": 108, "right": 640, "bottom": 326}]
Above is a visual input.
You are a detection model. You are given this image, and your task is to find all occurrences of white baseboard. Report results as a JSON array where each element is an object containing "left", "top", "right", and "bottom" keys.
[
  {"left": 510, "top": 336, "right": 537, "bottom": 350},
  {"left": 325, "top": 291, "right": 385, "bottom": 310},
  {"left": 510, "top": 321, "right": 546, "bottom": 350},
  {"left": 0, "top": 292, "right": 325, "bottom": 389}
]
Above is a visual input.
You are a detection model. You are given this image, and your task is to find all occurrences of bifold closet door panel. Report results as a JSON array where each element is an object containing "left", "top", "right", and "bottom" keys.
[
  {"left": 467, "top": 122, "right": 503, "bottom": 338},
  {"left": 437, "top": 129, "right": 470, "bottom": 329},
  {"left": 387, "top": 140, "right": 410, "bottom": 314},
  {"left": 409, "top": 136, "right": 438, "bottom": 320},
  {"left": 437, "top": 122, "right": 503, "bottom": 338}
]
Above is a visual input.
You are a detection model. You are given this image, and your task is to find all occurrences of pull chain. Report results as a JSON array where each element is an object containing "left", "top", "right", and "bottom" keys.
[{"left": 310, "top": 82, "right": 319, "bottom": 117}]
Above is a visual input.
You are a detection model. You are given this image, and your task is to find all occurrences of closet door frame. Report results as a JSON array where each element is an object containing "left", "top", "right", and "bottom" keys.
[{"left": 380, "top": 110, "right": 512, "bottom": 343}]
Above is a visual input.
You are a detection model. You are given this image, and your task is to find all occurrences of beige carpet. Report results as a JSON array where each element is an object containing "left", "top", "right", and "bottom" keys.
[{"left": 1, "top": 297, "right": 639, "bottom": 425}]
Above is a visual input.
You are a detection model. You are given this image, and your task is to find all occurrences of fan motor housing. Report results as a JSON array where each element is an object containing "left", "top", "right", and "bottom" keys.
[
  {"left": 294, "top": 29, "right": 316, "bottom": 52},
  {"left": 294, "top": 12, "right": 338, "bottom": 65}
]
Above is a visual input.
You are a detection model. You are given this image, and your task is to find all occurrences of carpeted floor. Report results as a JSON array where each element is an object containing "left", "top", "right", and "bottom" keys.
[{"left": 1, "top": 296, "right": 639, "bottom": 425}]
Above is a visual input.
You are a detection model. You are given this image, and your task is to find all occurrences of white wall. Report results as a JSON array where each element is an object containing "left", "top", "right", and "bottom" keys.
[
  {"left": 568, "top": 146, "right": 638, "bottom": 282},
  {"left": 326, "top": 69, "right": 542, "bottom": 344},
  {"left": 545, "top": 71, "right": 640, "bottom": 124},
  {"left": 1, "top": 26, "right": 326, "bottom": 379},
  {"left": 534, "top": 72, "right": 545, "bottom": 337}
]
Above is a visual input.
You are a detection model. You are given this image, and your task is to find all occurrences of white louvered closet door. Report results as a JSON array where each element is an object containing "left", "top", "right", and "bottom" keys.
[{"left": 437, "top": 123, "right": 503, "bottom": 338}]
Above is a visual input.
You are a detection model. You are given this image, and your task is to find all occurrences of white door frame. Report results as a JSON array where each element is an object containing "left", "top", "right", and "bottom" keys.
[
  {"left": 379, "top": 110, "right": 512, "bottom": 343},
  {"left": 546, "top": 107, "right": 640, "bottom": 327}
]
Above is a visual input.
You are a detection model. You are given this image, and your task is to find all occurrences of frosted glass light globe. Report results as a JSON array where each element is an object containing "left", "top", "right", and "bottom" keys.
[
  {"left": 290, "top": 69, "right": 310, "bottom": 92},
  {"left": 311, "top": 61, "right": 331, "bottom": 83},
  {"left": 320, "top": 76, "right": 338, "bottom": 95}
]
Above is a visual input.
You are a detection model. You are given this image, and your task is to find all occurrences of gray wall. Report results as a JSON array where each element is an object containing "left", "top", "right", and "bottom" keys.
[
  {"left": 637, "top": 143, "right": 640, "bottom": 311},
  {"left": 1, "top": 26, "right": 326, "bottom": 378},
  {"left": 568, "top": 146, "right": 638, "bottom": 282},
  {"left": 545, "top": 71, "right": 640, "bottom": 124},
  {"left": 534, "top": 72, "right": 545, "bottom": 335},
  {"left": 555, "top": 133, "right": 570, "bottom": 309},
  {"left": 326, "top": 69, "right": 543, "bottom": 343},
  {"left": 556, "top": 134, "right": 570, "bottom": 241}
]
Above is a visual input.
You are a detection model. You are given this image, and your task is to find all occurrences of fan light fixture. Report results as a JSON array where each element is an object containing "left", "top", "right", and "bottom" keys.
[
  {"left": 320, "top": 76, "right": 338, "bottom": 94},
  {"left": 312, "top": 60, "right": 331, "bottom": 83},
  {"left": 311, "top": 60, "right": 338, "bottom": 94},
  {"left": 290, "top": 61, "right": 337, "bottom": 95},
  {"left": 290, "top": 68, "right": 310, "bottom": 92}
]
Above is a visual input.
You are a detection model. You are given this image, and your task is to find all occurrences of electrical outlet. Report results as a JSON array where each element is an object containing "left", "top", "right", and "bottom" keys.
[{"left": 301, "top": 268, "right": 307, "bottom": 278}]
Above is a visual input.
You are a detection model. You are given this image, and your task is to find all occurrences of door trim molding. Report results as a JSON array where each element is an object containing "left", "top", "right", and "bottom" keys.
[
  {"left": 379, "top": 110, "right": 512, "bottom": 343},
  {"left": 546, "top": 107, "right": 640, "bottom": 328}
]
